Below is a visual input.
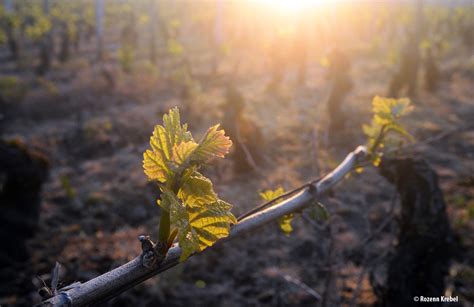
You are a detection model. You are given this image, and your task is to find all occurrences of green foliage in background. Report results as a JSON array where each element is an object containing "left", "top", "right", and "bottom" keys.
[
  {"left": 119, "top": 46, "right": 134, "bottom": 73},
  {"left": 0, "top": 76, "right": 26, "bottom": 103}
]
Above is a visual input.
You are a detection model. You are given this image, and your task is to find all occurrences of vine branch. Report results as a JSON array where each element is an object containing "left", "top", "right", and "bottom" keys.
[{"left": 43, "top": 146, "right": 368, "bottom": 307}]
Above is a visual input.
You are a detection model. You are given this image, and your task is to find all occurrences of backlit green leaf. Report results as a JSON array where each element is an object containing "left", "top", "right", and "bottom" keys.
[
  {"left": 178, "top": 172, "right": 217, "bottom": 208},
  {"left": 143, "top": 108, "right": 193, "bottom": 183},
  {"left": 143, "top": 107, "right": 235, "bottom": 262},
  {"left": 172, "top": 140, "right": 198, "bottom": 165},
  {"left": 278, "top": 214, "right": 294, "bottom": 236},
  {"left": 157, "top": 185, "right": 179, "bottom": 212},
  {"left": 364, "top": 96, "right": 414, "bottom": 162},
  {"left": 386, "top": 123, "right": 415, "bottom": 142},
  {"left": 189, "top": 200, "right": 237, "bottom": 247},
  {"left": 174, "top": 200, "right": 236, "bottom": 261},
  {"left": 260, "top": 188, "right": 294, "bottom": 235},
  {"left": 143, "top": 149, "right": 171, "bottom": 182},
  {"left": 163, "top": 107, "right": 192, "bottom": 146},
  {"left": 260, "top": 187, "right": 285, "bottom": 202},
  {"left": 307, "top": 201, "right": 330, "bottom": 222},
  {"left": 192, "top": 125, "right": 232, "bottom": 162}
]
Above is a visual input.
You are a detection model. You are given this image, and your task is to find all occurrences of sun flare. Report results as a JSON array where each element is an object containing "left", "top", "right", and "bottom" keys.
[{"left": 258, "top": 0, "right": 329, "bottom": 13}]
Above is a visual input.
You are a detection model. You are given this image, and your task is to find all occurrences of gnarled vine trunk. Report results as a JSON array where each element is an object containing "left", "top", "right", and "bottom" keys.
[
  {"left": 374, "top": 157, "right": 453, "bottom": 306},
  {"left": 0, "top": 140, "right": 49, "bottom": 296}
]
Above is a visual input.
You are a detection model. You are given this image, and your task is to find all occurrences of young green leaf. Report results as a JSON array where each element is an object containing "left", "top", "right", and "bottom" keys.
[
  {"left": 172, "top": 141, "right": 199, "bottom": 165},
  {"left": 144, "top": 107, "right": 194, "bottom": 182},
  {"left": 143, "top": 108, "right": 236, "bottom": 261},
  {"left": 363, "top": 96, "right": 414, "bottom": 166},
  {"left": 173, "top": 200, "right": 237, "bottom": 261},
  {"left": 192, "top": 124, "right": 233, "bottom": 163},
  {"left": 260, "top": 188, "right": 294, "bottom": 236},
  {"left": 307, "top": 201, "right": 330, "bottom": 222},
  {"left": 278, "top": 214, "right": 294, "bottom": 235},
  {"left": 178, "top": 172, "right": 217, "bottom": 208}
]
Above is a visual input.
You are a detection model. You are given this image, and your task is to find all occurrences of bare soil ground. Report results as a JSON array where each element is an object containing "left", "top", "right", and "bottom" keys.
[{"left": 1, "top": 47, "right": 473, "bottom": 306}]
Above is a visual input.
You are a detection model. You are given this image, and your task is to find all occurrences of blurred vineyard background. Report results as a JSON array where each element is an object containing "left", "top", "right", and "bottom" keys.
[{"left": 0, "top": 0, "right": 473, "bottom": 306}]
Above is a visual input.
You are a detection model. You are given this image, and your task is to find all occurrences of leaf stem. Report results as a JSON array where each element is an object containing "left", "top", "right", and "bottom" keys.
[
  {"left": 157, "top": 177, "right": 182, "bottom": 255},
  {"left": 158, "top": 211, "right": 170, "bottom": 247},
  {"left": 167, "top": 228, "right": 178, "bottom": 249},
  {"left": 370, "top": 124, "right": 387, "bottom": 156}
]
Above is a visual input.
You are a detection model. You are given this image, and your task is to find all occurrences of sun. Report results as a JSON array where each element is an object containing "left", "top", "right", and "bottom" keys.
[{"left": 258, "top": 0, "right": 328, "bottom": 13}]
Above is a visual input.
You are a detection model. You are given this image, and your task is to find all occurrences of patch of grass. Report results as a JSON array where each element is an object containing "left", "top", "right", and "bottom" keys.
[{"left": 0, "top": 76, "right": 27, "bottom": 103}]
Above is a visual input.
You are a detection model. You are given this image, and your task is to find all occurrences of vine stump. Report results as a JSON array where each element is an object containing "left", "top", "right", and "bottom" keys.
[{"left": 372, "top": 157, "right": 453, "bottom": 306}]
